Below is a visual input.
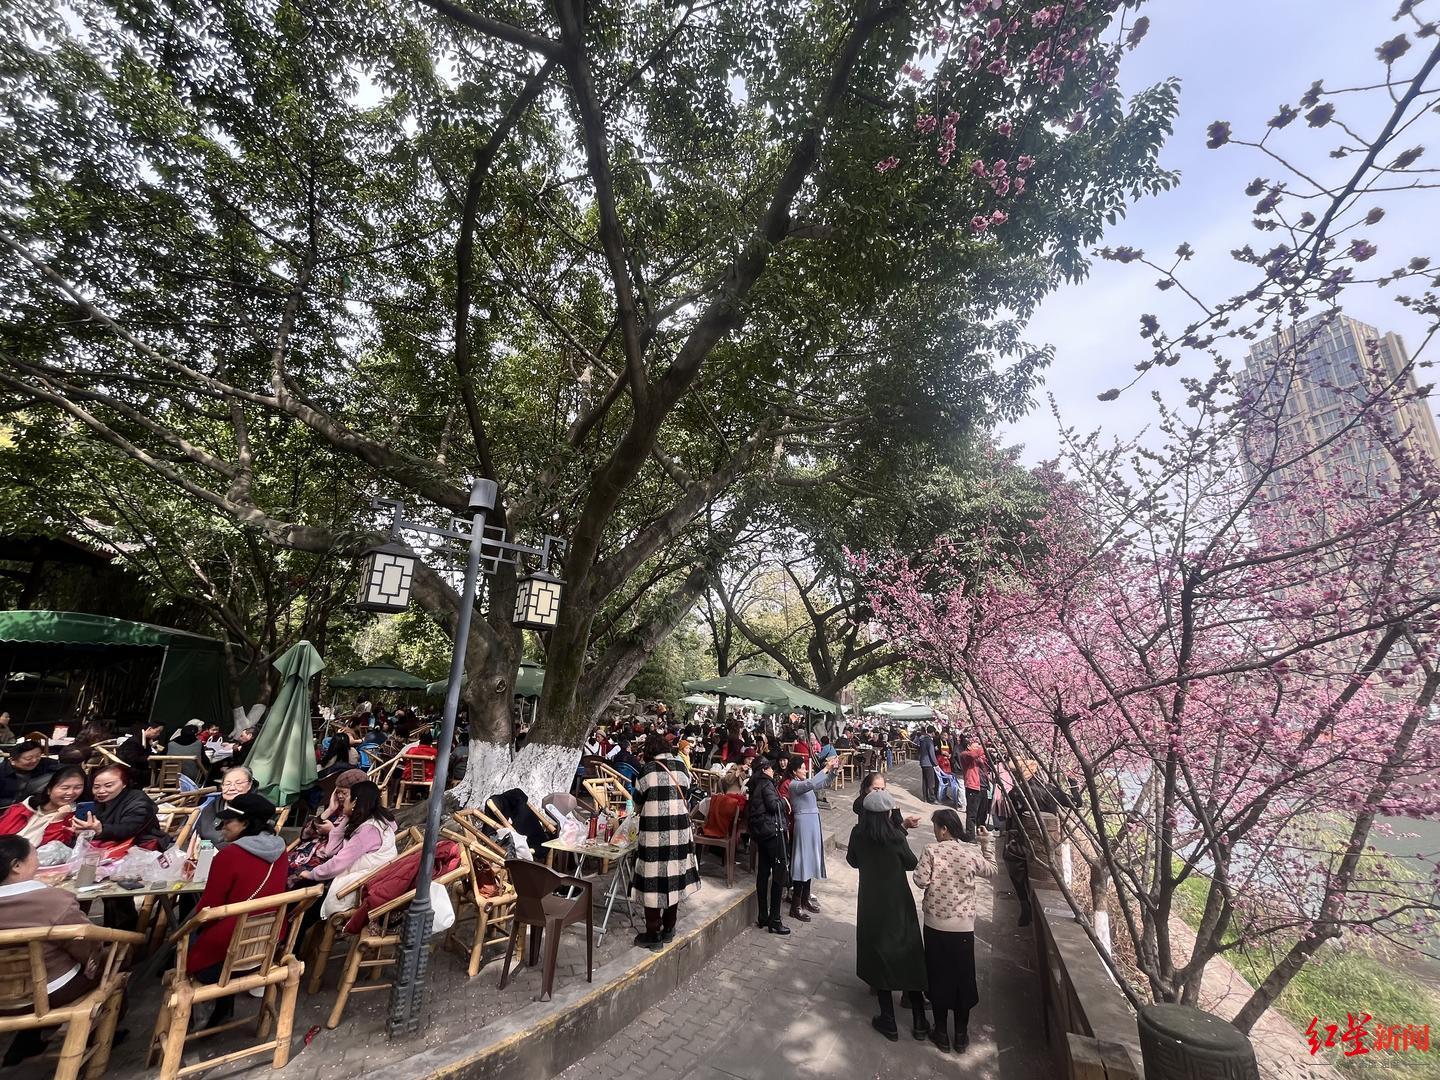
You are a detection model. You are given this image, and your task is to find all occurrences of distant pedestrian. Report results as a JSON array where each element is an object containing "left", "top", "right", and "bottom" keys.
[
  {"left": 959, "top": 739, "right": 989, "bottom": 835},
  {"left": 631, "top": 733, "right": 700, "bottom": 949},
  {"left": 913, "top": 808, "right": 992, "bottom": 1053},
  {"left": 847, "top": 788, "right": 929, "bottom": 1042},
  {"left": 916, "top": 728, "right": 938, "bottom": 803}
]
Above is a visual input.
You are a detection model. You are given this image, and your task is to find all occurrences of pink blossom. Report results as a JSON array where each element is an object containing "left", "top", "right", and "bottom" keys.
[
  {"left": 997, "top": 119, "right": 1013, "bottom": 137},
  {"left": 992, "top": 176, "right": 1010, "bottom": 196},
  {"left": 990, "top": 209, "right": 1008, "bottom": 225},
  {"left": 970, "top": 215, "right": 990, "bottom": 232},
  {"left": 916, "top": 114, "right": 938, "bottom": 134},
  {"left": 874, "top": 156, "right": 900, "bottom": 174},
  {"left": 991, "top": 158, "right": 1007, "bottom": 174},
  {"left": 1016, "top": 154, "right": 1035, "bottom": 172},
  {"left": 1013, "top": 176, "right": 1025, "bottom": 194},
  {"left": 931, "top": 26, "right": 951, "bottom": 44},
  {"left": 987, "top": 56, "right": 1009, "bottom": 76},
  {"left": 971, "top": 159, "right": 988, "bottom": 178},
  {"left": 987, "top": 17, "right": 1003, "bottom": 38}
]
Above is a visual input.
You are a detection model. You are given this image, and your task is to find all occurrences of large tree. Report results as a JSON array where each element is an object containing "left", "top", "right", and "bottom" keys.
[{"left": 0, "top": 0, "right": 1176, "bottom": 795}]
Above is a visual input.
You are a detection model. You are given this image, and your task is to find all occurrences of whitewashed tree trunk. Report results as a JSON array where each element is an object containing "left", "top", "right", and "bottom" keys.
[{"left": 454, "top": 741, "right": 583, "bottom": 805}]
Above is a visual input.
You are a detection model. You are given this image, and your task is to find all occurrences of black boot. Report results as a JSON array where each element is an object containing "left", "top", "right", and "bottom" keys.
[
  {"left": 872, "top": 991, "right": 899, "bottom": 1042},
  {"left": 802, "top": 882, "right": 820, "bottom": 913},
  {"left": 909, "top": 995, "right": 930, "bottom": 1041},
  {"left": 767, "top": 919, "right": 792, "bottom": 936}
]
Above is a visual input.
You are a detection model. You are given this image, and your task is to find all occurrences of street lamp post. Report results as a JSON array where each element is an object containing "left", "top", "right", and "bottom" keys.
[{"left": 356, "top": 479, "right": 565, "bottom": 1037}]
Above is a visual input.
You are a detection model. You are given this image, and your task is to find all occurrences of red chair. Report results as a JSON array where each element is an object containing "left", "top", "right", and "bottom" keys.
[{"left": 499, "top": 860, "right": 593, "bottom": 1003}]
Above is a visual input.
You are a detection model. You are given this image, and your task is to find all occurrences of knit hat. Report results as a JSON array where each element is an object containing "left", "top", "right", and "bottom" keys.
[{"left": 862, "top": 788, "right": 897, "bottom": 813}]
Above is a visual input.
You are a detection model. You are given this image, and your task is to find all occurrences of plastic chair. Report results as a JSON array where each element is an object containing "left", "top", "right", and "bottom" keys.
[
  {"left": 499, "top": 860, "right": 593, "bottom": 1003},
  {"left": 146, "top": 885, "right": 323, "bottom": 1080},
  {"left": 691, "top": 797, "right": 742, "bottom": 887},
  {"left": 0, "top": 923, "right": 142, "bottom": 1080}
]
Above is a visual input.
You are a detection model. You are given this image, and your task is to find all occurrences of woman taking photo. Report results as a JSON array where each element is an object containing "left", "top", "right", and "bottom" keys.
[
  {"left": 0, "top": 766, "right": 86, "bottom": 846},
  {"left": 847, "top": 788, "right": 928, "bottom": 1042},
  {"left": 0, "top": 836, "right": 103, "bottom": 1065},
  {"left": 73, "top": 764, "right": 171, "bottom": 930},
  {"left": 745, "top": 758, "right": 790, "bottom": 935},
  {"left": 779, "top": 754, "right": 840, "bottom": 923},
  {"left": 913, "top": 808, "right": 993, "bottom": 1053},
  {"left": 631, "top": 733, "right": 700, "bottom": 949},
  {"left": 294, "top": 780, "right": 396, "bottom": 919}
]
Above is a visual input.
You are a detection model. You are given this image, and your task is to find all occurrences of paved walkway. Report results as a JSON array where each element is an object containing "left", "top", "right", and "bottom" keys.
[{"left": 558, "top": 762, "right": 1054, "bottom": 1080}]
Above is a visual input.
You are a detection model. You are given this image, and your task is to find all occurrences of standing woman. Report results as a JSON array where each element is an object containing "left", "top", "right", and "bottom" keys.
[
  {"left": 847, "top": 788, "right": 929, "bottom": 1042},
  {"left": 746, "top": 758, "right": 791, "bottom": 935},
  {"left": 781, "top": 754, "right": 840, "bottom": 923},
  {"left": 913, "top": 808, "right": 993, "bottom": 1053},
  {"left": 631, "top": 733, "right": 700, "bottom": 949}
]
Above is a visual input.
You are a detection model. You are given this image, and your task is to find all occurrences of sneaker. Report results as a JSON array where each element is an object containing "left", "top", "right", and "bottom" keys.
[{"left": 870, "top": 1016, "right": 899, "bottom": 1043}]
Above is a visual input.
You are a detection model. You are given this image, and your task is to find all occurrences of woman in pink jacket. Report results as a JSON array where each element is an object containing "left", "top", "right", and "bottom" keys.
[
  {"left": 912, "top": 807, "right": 993, "bottom": 1054},
  {"left": 294, "top": 781, "right": 396, "bottom": 919}
]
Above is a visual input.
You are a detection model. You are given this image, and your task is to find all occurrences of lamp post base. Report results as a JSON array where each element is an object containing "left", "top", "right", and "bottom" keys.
[{"left": 386, "top": 901, "right": 435, "bottom": 1038}]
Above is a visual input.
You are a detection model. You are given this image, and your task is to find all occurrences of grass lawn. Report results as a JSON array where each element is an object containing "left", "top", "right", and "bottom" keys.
[{"left": 1172, "top": 875, "right": 1437, "bottom": 1078}]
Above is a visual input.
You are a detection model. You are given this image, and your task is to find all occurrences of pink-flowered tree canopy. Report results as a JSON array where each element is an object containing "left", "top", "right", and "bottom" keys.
[{"left": 862, "top": 0, "right": 1440, "bottom": 1031}]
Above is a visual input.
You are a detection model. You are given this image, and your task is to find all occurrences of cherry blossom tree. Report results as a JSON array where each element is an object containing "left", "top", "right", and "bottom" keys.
[{"left": 861, "top": 1, "right": 1440, "bottom": 1028}]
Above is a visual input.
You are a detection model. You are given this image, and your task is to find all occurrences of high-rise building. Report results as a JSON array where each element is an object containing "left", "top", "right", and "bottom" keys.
[{"left": 1242, "top": 313, "right": 1440, "bottom": 487}]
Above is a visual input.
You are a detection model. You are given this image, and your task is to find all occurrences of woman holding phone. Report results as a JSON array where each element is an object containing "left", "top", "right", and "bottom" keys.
[{"left": 0, "top": 767, "right": 86, "bottom": 846}]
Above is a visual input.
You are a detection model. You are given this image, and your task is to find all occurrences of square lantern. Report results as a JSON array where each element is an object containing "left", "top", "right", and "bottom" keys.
[
  {"left": 355, "top": 541, "right": 417, "bottom": 613},
  {"left": 513, "top": 570, "right": 564, "bottom": 629}
]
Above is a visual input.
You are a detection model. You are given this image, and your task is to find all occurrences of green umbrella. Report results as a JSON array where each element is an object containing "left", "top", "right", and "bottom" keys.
[
  {"left": 683, "top": 671, "right": 839, "bottom": 713},
  {"left": 248, "top": 640, "right": 325, "bottom": 807},
  {"left": 424, "top": 661, "right": 544, "bottom": 699}
]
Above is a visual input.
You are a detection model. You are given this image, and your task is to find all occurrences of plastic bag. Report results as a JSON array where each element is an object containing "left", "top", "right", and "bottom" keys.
[
  {"left": 36, "top": 840, "right": 75, "bottom": 868},
  {"left": 497, "top": 827, "right": 533, "bottom": 862},
  {"left": 429, "top": 881, "right": 455, "bottom": 933},
  {"left": 558, "top": 813, "right": 587, "bottom": 846},
  {"left": 106, "top": 847, "right": 164, "bottom": 883}
]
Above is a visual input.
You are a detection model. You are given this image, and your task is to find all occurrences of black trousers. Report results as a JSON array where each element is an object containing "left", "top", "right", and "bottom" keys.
[
  {"left": 966, "top": 787, "right": 988, "bottom": 832},
  {"left": 754, "top": 834, "right": 788, "bottom": 923},
  {"left": 920, "top": 766, "right": 937, "bottom": 803}
]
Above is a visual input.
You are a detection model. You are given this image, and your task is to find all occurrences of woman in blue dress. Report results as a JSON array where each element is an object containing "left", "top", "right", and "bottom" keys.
[{"left": 780, "top": 753, "right": 841, "bottom": 923}]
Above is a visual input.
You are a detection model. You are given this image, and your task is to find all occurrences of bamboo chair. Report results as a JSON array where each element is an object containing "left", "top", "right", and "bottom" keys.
[
  {"left": 581, "top": 776, "right": 627, "bottom": 815},
  {"left": 395, "top": 754, "right": 433, "bottom": 807},
  {"left": 484, "top": 796, "right": 558, "bottom": 839},
  {"left": 366, "top": 754, "right": 403, "bottom": 808},
  {"left": 146, "top": 886, "right": 323, "bottom": 1080},
  {"left": 304, "top": 827, "right": 423, "bottom": 993},
  {"left": 324, "top": 844, "right": 469, "bottom": 1028},
  {"left": 147, "top": 756, "right": 195, "bottom": 793},
  {"left": 272, "top": 804, "right": 291, "bottom": 832},
  {"left": 0, "top": 924, "right": 142, "bottom": 1080},
  {"left": 835, "top": 750, "right": 857, "bottom": 789},
  {"left": 442, "top": 827, "right": 518, "bottom": 977},
  {"left": 156, "top": 787, "right": 218, "bottom": 810}
]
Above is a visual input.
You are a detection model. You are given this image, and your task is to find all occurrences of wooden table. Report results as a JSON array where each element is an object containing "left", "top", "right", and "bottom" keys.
[{"left": 541, "top": 837, "right": 638, "bottom": 938}]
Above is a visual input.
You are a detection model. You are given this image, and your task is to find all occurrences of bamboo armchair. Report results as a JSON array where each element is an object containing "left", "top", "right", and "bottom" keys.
[
  {"left": 581, "top": 775, "right": 628, "bottom": 815},
  {"left": 835, "top": 749, "right": 858, "bottom": 789},
  {"left": 323, "top": 842, "right": 469, "bottom": 1028},
  {"left": 442, "top": 826, "right": 518, "bottom": 977},
  {"left": 147, "top": 755, "right": 197, "bottom": 792},
  {"left": 156, "top": 787, "right": 218, "bottom": 810},
  {"left": 0, "top": 923, "right": 142, "bottom": 1080},
  {"left": 484, "top": 796, "right": 558, "bottom": 839},
  {"left": 366, "top": 753, "right": 403, "bottom": 807},
  {"left": 146, "top": 885, "right": 323, "bottom": 1080},
  {"left": 395, "top": 754, "right": 433, "bottom": 807},
  {"left": 304, "top": 827, "right": 423, "bottom": 993}
]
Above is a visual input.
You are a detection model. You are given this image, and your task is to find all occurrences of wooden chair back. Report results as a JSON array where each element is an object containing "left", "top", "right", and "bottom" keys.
[
  {"left": 156, "top": 805, "right": 201, "bottom": 848},
  {"left": 401, "top": 755, "right": 429, "bottom": 783},
  {"left": 0, "top": 924, "right": 141, "bottom": 1019},
  {"left": 147, "top": 755, "right": 191, "bottom": 791},
  {"left": 171, "top": 886, "right": 322, "bottom": 980},
  {"left": 582, "top": 776, "right": 626, "bottom": 813}
]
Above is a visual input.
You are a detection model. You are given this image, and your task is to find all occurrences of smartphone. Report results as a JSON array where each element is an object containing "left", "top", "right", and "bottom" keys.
[{"left": 73, "top": 801, "right": 96, "bottom": 819}]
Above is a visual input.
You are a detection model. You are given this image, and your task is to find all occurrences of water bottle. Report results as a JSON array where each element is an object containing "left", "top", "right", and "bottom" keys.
[{"left": 193, "top": 841, "right": 217, "bottom": 882}]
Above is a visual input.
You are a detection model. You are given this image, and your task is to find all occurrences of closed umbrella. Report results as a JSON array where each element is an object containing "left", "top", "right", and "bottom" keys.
[{"left": 248, "top": 640, "right": 325, "bottom": 808}]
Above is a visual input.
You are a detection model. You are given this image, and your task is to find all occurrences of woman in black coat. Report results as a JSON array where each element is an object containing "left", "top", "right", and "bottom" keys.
[
  {"left": 847, "top": 788, "right": 929, "bottom": 1042},
  {"left": 72, "top": 764, "right": 171, "bottom": 930},
  {"left": 746, "top": 758, "right": 790, "bottom": 935}
]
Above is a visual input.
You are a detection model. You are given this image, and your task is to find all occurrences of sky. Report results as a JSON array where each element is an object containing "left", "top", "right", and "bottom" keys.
[{"left": 999, "top": 0, "right": 1437, "bottom": 465}]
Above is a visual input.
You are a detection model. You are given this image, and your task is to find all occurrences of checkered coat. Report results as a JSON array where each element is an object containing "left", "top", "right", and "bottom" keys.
[{"left": 631, "top": 754, "right": 701, "bottom": 909}]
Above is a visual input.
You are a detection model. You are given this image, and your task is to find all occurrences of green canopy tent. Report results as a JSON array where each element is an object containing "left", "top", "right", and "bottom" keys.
[
  {"left": 328, "top": 665, "right": 430, "bottom": 691},
  {"left": 683, "top": 670, "right": 841, "bottom": 742},
  {"left": 0, "top": 610, "right": 233, "bottom": 732},
  {"left": 247, "top": 640, "right": 324, "bottom": 808}
]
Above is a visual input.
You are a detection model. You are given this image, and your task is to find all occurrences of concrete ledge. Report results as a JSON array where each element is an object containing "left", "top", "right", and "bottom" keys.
[{"left": 373, "top": 884, "right": 756, "bottom": 1080}]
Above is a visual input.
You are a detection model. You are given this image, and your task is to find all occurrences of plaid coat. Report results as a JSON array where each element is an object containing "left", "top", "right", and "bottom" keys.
[{"left": 631, "top": 754, "right": 701, "bottom": 909}]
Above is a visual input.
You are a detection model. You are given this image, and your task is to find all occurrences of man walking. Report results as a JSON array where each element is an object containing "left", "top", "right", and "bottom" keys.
[{"left": 917, "top": 727, "right": 938, "bottom": 804}]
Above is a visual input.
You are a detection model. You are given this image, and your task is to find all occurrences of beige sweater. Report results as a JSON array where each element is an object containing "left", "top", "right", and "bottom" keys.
[{"left": 912, "top": 838, "right": 994, "bottom": 932}]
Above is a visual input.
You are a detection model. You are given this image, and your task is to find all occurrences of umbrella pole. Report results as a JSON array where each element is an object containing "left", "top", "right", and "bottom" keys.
[{"left": 387, "top": 494, "right": 489, "bottom": 1037}]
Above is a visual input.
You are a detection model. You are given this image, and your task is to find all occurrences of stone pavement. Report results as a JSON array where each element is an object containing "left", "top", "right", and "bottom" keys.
[{"left": 558, "top": 762, "right": 1056, "bottom": 1080}]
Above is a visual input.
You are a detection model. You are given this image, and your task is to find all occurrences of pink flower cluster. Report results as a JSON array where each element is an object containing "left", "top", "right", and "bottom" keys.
[
  {"left": 874, "top": 156, "right": 900, "bottom": 174},
  {"left": 900, "top": 61, "right": 925, "bottom": 83},
  {"left": 962, "top": 0, "right": 1004, "bottom": 14},
  {"left": 969, "top": 208, "right": 1009, "bottom": 233},
  {"left": 937, "top": 110, "right": 960, "bottom": 165},
  {"left": 915, "top": 114, "right": 938, "bottom": 134}
]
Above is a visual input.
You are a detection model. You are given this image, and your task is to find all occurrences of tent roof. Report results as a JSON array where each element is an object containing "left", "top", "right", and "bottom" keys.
[
  {"left": 0, "top": 610, "right": 223, "bottom": 651},
  {"left": 328, "top": 664, "right": 430, "bottom": 690},
  {"left": 683, "top": 671, "right": 839, "bottom": 713}
]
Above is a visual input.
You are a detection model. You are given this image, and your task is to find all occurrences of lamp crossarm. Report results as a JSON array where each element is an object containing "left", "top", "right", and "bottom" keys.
[{"left": 372, "top": 498, "right": 564, "bottom": 575}]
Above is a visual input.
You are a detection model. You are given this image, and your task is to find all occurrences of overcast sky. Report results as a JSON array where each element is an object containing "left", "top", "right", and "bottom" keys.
[{"left": 999, "top": 1, "right": 1436, "bottom": 466}]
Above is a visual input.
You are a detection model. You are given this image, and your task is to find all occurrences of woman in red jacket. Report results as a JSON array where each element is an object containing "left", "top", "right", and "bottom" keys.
[
  {"left": 188, "top": 791, "right": 287, "bottom": 1028},
  {"left": 0, "top": 767, "right": 85, "bottom": 846}
]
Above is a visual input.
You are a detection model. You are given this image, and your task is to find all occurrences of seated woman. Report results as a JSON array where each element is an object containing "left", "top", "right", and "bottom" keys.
[
  {"left": 0, "top": 836, "right": 101, "bottom": 1066},
  {"left": 165, "top": 720, "right": 209, "bottom": 783},
  {"left": 195, "top": 766, "right": 256, "bottom": 845},
  {"left": 400, "top": 730, "right": 437, "bottom": 782},
  {"left": 288, "top": 767, "right": 366, "bottom": 874},
  {"left": 72, "top": 765, "right": 171, "bottom": 930},
  {"left": 0, "top": 767, "right": 86, "bottom": 847},
  {"left": 187, "top": 792, "right": 288, "bottom": 1029},
  {"left": 293, "top": 781, "right": 396, "bottom": 920},
  {"left": 318, "top": 732, "right": 363, "bottom": 775},
  {"left": 701, "top": 768, "right": 748, "bottom": 839}
]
